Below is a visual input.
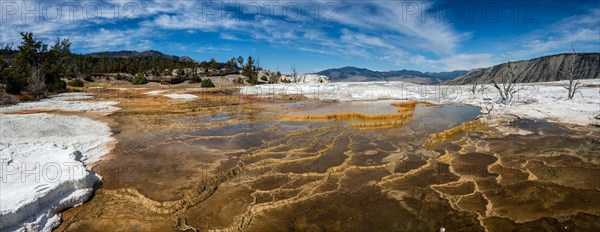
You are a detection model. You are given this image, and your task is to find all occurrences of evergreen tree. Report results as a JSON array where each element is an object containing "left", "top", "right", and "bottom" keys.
[
  {"left": 43, "top": 38, "right": 70, "bottom": 92},
  {"left": 242, "top": 56, "right": 254, "bottom": 77},
  {"left": 1, "top": 32, "right": 247, "bottom": 95},
  {"left": 209, "top": 58, "right": 219, "bottom": 72},
  {"left": 201, "top": 78, "right": 215, "bottom": 88},
  {"left": 237, "top": 56, "right": 244, "bottom": 69},
  {"left": 8, "top": 32, "right": 45, "bottom": 94}
]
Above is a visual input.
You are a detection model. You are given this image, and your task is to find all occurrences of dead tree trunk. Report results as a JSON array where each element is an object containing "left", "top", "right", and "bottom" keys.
[
  {"left": 291, "top": 65, "right": 298, "bottom": 83},
  {"left": 562, "top": 45, "right": 582, "bottom": 99},
  {"left": 27, "top": 66, "right": 46, "bottom": 99},
  {"left": 492, "top": 60, "right": 521, "bottom": 104},
  {"left": 470, "top": 81, "right": 479, "bottom": 95}
]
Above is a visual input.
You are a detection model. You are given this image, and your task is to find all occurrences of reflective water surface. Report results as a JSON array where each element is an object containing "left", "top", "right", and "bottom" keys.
[{"left": 56, "top": 91, "right": 600, "bottom": 231}]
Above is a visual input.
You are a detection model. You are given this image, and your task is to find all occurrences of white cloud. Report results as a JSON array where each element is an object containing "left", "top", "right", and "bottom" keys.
[
  {"left": 131, "top": 0, "right": 466, "bottom": 66},
  {"left": 194, "top": 46, "right": 233, "bottom": 53},
  {"left": 68, "top": 28, "right": 154, "bottom": 52},
  {"left": 332, "top": 0, "right": 468, "bottom": 55},
  {"left": 149, "top": 12, "right": 248, "bottom": 31},
  {"left": 3, "top": 0, "right": 596, "bottom": 73},
  {"left": 0, "top": 0, "right": 464, "bottom": 70},
  {"left": 219, "top": 33, "right": 243, "bottom": 41},
  {"left": 439, "top": 53, "right": 499, "bottom": 71},
  {"left": 0, "top": 1, "right": 150, "bottom": 47},
  {"left": 509, "top": 8, "right": 600, "bottom": 58},
  {"left": 340, "top": 29, "right": 395, "bottom": 50}
]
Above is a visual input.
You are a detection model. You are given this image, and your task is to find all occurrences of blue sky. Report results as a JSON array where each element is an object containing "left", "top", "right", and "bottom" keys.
[{"left": 1, "top": 0, "right": 599, "bottom": 73}]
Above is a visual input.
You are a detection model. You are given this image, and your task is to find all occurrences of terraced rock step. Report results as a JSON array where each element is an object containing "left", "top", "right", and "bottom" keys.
[{"left": 55, "top": 89, "right": 600, "bottom": 231}]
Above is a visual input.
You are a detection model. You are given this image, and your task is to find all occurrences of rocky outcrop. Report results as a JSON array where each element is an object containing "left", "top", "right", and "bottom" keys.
[
  {"left": 445, "top": 53, "right": 600, "bottom": 85},
  {"left": 280, "top": 74, "right": 330, "bottom": 83}
]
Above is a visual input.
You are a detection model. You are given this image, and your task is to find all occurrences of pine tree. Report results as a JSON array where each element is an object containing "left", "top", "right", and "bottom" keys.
[{"left": 8, "top": 32, "right": 45, "bottom": 94}]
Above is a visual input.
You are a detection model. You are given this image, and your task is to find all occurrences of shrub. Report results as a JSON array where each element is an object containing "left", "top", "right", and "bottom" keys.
[
  {"left": 5, "top": 76, "right": 25, "bottom": 94},
  {"left": 176, "top": 69, "right": 185, "bottom": 77},
  {"left": 269, "top": 73, "right": 279, "bottom": 84},
  {"left": 260, "top": 76, "right": 268, "bottom": 81},
  {"left": 44, "top": 72, "right": 66, "bottom": 93},
  {"left": 246, "top": 74, "right": 258, "bottom": 85},
  {"left": 83, "top": 74, "right": 94, "bottom": 82},
  {"left": 68, "top": 79, "right": 84, "bottom": 87},
  {"left": 189, "top": 75, "right": 202, "bottom": 84},
  {"left": 46, "top": 80, "right": 66, "bottom": 92},
  {"left": 0, "top": 89, "right": 19, "bottom": 106},
  {"left": 44, "top": 72, "right": 67, "bottom": 93},
  {"left": 132, "top": 73, "right": 148, "bottom": 85},
  {"left": 201, "top": 78, "right": 215, "bottom": 88}
]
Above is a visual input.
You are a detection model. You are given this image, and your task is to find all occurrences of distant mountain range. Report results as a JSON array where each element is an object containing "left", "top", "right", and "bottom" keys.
[
  {"left": 86, "top": 50, "right": 194, "bottom": 63},
  {"left": 444, "top": 53, "right": 600, "bottom": 85},
  {"left": 316, "top": 67, "right": 468, "bottom": 84},
  {"left": 317, "top": 53, "right": 600, "bottom": 85},
  {"left": 85, "top": 50, "right": 600, "bottom": 85}
]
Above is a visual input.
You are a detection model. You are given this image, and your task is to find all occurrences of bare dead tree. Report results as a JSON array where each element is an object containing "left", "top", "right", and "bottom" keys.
[
  {"left": 562, "top": 45, "right": 583, "bottom": 99},
  {"left": 484, "top": 105, "right": 494, "bottom": 114},
  {"left": 470, "top": 82, "right": 478, "bottom": 95},
  {"left": 470, "top": 81, "right": 479, "bottom": 95},
  {"left": 27, "top": 66, "right": 46, "bottom": 99},
  {"left": 290, "top": 65, "right": 298, "bottom": 83},
  {"left": 492, "top": 60, "right": 522, "bottom": 104},
  {"left": 478, "top": 104, "right": 495, "bottom": 119}
]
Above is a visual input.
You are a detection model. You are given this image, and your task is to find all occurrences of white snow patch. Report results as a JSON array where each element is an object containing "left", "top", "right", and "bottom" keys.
[
  {"left": 0, "top": 93, "right": 119, "bottom": 114},
  {"left": 0, "top": 95, "right": 119, "bottom": 231},
  {"left": 144, "top": 90, "right": 169, "bottom": 96},
  {"left": 0, "top": 114, "right": 112, "bottom": 231},
  {"left": 111, "top": 87, "right": 147, "bottom": 91},
  {"left": 163, "top": 93, "right": 198, "bottom": 100}
]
